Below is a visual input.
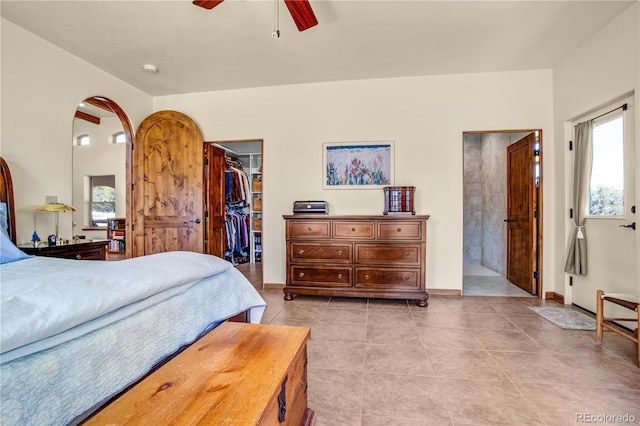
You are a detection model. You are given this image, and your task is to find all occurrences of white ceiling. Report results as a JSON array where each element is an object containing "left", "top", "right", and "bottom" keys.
[{"left": 1, "top": 1, "right": 635, "bottom": 96}]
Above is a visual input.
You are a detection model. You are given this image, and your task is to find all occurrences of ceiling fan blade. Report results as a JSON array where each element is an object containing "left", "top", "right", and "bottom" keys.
[
  {"left": 193, "top": 0, "right": 224, "bottom": 10},
  {"left": 284, "top": 0, "right": 318, "bottom": 32}
]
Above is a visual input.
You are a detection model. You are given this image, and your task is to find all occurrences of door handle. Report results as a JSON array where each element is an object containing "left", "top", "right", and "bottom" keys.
[
  {"left": 619, "top": 222, "right": 636, "bottom": 230},
  {"left": 186, "top": 218, "right": 202, "bottom": 224},
  {"left": 503, "top": 219, "right": 514, "bottom": 223}
]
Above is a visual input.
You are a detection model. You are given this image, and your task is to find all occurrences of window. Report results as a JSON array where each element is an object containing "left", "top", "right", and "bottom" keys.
[
  {"left": 77, "top": 134, "right": 90, "bottom": 146},
  {"left": 112, "top": 131, "right": 126, "bottom": 144},
  {"left": 89, "top": 175, "right": 116, "bottom": 227},
  {"left": 589, "top": 112, "right": 624, "bottom": 216}
]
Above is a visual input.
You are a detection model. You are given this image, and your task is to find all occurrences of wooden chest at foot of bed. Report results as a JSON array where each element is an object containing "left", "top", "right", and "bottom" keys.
[{"left": 84, "top": 322, "right": 314, "bottom": 425}]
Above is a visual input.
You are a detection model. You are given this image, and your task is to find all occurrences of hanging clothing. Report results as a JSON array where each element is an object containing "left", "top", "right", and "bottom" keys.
[
  {"left": 224, "top": 161, "right": 250, "bottom": 204},
  {"left": 224, "top": 207, "right": 250, "bottom": 264}
]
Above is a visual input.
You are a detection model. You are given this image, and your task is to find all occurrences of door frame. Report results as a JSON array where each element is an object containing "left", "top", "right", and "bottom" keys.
[
  {"left": 462, "top": 129, "right": 543, "bottom": 298},
  {"left": 206, "top": 139, "right": 264, "bottom": 265}
]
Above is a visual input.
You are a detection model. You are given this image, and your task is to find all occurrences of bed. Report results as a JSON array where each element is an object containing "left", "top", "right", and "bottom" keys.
[{"left": 0, "top": 157, "right": 268, "bottom": 425}]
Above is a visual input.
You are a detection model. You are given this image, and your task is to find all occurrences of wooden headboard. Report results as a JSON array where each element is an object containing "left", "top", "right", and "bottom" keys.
[{"left": 0, "top": 157, "right": 17, "bottom": 243}]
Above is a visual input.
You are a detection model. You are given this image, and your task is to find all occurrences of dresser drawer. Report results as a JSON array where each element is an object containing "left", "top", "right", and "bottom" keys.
[
  {"left": 60, "top": 247, "right": 105, "bottom": 260},
  {"left": 355, "top": 244, "right": 421, "bottom": 266},
  {"left": 355, "top": 267, "right": 421, "bottom": 290},
  {"left": 290, "top": 243, "right": 352, "bottom": 263},
  {"left": 333, "top": 222, "right": 375, "bottom": 239},
  {"left": 289, "top": 221, "right": 331, "bottom": 239},
  {"left": 290, "top": 266, "right": 351, "bottom": 287},
  {"left": 20, "top": 241, "right": 107, "bottom": 260},
  {"left": 377, "top": 221, "right": 423, "bottom": 241}
]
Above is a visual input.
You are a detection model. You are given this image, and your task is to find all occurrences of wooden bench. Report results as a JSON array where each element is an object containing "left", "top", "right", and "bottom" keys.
[
  {"left": 596, "top": 290, "right": 639, "bottom": 367},
  {"left": 85, "top": 322, "right": 314, "bottom": 425}
]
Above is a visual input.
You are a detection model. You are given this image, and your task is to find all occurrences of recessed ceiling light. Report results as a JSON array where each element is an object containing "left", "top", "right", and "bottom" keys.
[{"left": 143, "top": 64, "right": 158, "bottom": 73}]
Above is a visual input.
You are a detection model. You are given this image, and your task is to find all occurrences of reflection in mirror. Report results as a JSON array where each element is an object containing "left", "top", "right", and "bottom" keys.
[{"left": 72, "top": 97, "right": 132, "bottom": 258}]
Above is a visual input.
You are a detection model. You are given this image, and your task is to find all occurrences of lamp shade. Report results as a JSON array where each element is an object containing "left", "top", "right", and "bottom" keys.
[
  {"left": 36, "top": 203, "right": 76, "bottom": 240},
  {"left": 36, "top": 203, "right": 76, "bottom": 212}
]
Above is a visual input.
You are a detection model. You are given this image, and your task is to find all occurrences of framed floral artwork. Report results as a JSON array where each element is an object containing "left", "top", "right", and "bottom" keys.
[{"left": 323, "top": 141, "right": 394, "bottom": 189}]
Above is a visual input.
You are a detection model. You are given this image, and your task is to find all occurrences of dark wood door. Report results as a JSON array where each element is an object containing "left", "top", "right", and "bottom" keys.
[
  {"left": 204, "top": 144, "right": 226, "bottom": 258},
  {"left": 506, "top": 133, "right": 538, "bottom": 294},
  {"left": 132, "top": 110, "right": 204, "bottom": 257}
]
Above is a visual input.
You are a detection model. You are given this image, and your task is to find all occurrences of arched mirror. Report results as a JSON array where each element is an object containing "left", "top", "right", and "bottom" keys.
[{"left": 72, "top": 97, "right": 133, "bottom": 258}]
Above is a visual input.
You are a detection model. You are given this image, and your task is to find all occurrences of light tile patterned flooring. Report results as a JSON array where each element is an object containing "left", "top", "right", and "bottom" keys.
[
  {"left": 236, "top": 263, "right": 640, "bottom": 426},
  {"left": 463, "top": 264, "right": 534, "bottom": 297}
]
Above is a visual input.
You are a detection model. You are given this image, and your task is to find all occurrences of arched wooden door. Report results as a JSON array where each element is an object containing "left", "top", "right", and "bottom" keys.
[{"left": 132, "top": 110, "right": 204, "bottom": 257}]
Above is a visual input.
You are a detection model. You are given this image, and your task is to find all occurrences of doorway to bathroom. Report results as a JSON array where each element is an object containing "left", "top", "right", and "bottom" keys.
[{"left": 463, "top": 130, "right": 542, "bottom": 297}]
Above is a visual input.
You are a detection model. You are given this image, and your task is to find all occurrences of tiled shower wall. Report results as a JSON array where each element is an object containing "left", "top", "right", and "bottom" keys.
[
  {"left": 464, "top": 132, "right": 530, "bottom": 276},
  {"left": 463, "top": 134, "right": 482, "bottom": 265},
  {"left": 479, "top": 133, "right": 510, "bottom": 276}
]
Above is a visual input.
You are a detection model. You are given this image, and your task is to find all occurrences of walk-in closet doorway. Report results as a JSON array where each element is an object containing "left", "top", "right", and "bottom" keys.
[
  {"left": 462, "top": 130, "right": 542, "bottom": 298},
  {"left": 205, "top": 140, "right": 263, "bottom": 266}
]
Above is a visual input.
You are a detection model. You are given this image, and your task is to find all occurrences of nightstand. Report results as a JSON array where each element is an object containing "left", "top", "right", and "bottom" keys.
[{"left": 20, "top": 240, "right": 108, "bottom": 260}]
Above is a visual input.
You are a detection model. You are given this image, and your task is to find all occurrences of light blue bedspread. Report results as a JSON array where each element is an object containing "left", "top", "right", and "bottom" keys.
[
  {"left": 0, "top": 253, "right": 267, "bottom": 425},
  {"left": 1, "top": 251, "right": 237, "bottom": 361}
]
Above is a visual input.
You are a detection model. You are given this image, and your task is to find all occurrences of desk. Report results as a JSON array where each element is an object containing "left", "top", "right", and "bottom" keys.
[{"left": 20, "top": 240, "right": 108, "bottom": 260}]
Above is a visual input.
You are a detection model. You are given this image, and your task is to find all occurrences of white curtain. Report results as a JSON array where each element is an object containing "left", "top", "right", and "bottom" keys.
[{"left": 564, "top": 121, "right": 593, "bottom": 275}]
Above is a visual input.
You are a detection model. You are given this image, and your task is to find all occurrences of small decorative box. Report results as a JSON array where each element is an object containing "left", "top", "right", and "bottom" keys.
[{"left": 383, "top": 186, "right": 415, "bottom": 215}]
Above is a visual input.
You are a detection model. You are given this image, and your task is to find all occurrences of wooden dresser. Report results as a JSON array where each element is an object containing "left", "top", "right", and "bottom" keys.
[
  {"left": 19, "top": 240, "right": 107, "bottom": 260},
  {"left": 85, "top": 322, "right": 313, "bottom": 425},
  {"left": 283, "top": 214, "right": 430, "bottom": 306}
]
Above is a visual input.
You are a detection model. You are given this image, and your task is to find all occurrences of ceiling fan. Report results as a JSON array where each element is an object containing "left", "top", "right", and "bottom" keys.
[{"left": 193, "top": 0, "right": 318, "bottom": 32}]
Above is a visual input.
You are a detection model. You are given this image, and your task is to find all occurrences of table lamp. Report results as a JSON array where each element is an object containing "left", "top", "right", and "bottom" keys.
[{"left": 36, "top": 203, "right": 76, "bottom": 242}]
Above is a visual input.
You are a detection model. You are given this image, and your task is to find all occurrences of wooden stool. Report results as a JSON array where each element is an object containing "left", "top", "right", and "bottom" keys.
[{"left": 596, "top": 290, "right": 639, "bottom": 367}]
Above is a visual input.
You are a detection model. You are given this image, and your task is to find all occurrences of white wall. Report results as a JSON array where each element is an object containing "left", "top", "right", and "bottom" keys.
[
  {"left": 1, "top": 19, "right": 152, "bottom": 243},
  {"left": 154, "top": 70, "right": 554, "bottom": 291},
  {"left": 552, "top": 3, "right": 639, "bottom": 307}
]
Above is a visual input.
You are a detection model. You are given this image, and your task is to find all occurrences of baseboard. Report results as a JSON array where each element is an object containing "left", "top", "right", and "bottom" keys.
[
  {"left": 263, "top": 282, "right": 284, "bottom": 290},
  {"left": 428, "top": 289, "right": 462, "bottom": 297},
  {"left": 544, "top": 291, "right": 565, "bottom": 304}
]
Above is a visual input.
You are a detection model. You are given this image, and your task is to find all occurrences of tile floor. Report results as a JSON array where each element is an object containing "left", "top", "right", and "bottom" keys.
[
  {"left": 237, "top": 263, "right": 640, "bottom": 426},
  {"left": 463, "top": 264, "right": 534, "bottom": 297}
]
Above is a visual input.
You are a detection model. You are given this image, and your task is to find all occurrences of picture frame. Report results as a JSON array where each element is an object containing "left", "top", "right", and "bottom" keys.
[{"left": 323, "top": 141, "right": 394, "bottom": 189}]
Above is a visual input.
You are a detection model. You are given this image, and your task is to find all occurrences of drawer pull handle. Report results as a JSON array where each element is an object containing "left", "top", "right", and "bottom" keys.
[
  {"left": 364, "top": 274, "right": 370, "bottom": 280},
  {"left": 337, "top": 250, "right": 343, "bottom": 255},
  {"left": 298, "top": 249, "right": 304, "bottom": 255},
  {"left": 337, "top": 273, "right": 343, "bottom": 279},
  {"left": 404, "top": 275, "right": 411, "bottom": 281},
  {"left": 365, "top": 251, "right": 370, "bottom": 256},
  {"left": 351, "top": 227, "right": 356, "bottom": 232},
  {"left": 299, "top": 272, "right": 305, "bottom": 278},
  {"left": 405, "top": 252, "right": 411, "bottom": 257},
  {"left": 307, "top": 227, "right": 312, "bottom": 232},
  {"left": 75, "top": 254, "right": 82, "bottom": 260}
]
